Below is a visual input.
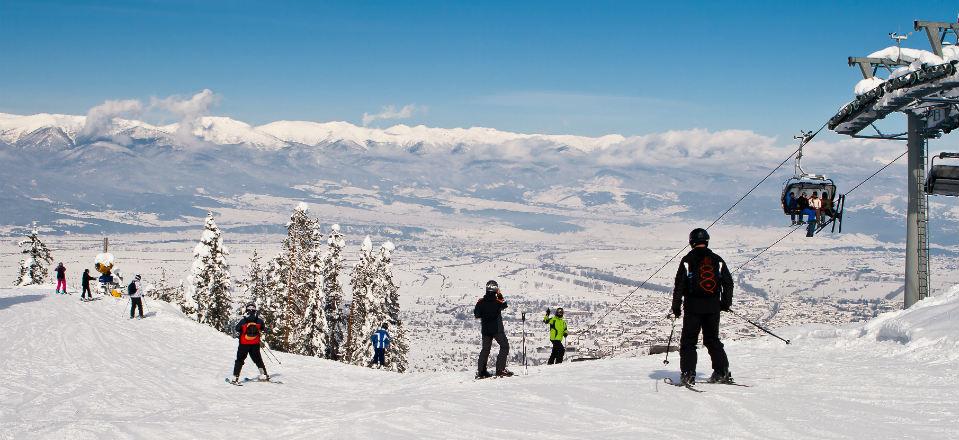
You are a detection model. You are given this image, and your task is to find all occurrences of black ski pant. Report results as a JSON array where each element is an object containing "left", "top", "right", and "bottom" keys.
[
  {"left": 371, "top": 348, "right": 386, "bottom": 366},
  {"left": 130, "top": 298, "right": 143, "bottom": 318},
  {"left": 679, "top": 311, "right": 729, "bottom": 375},
  {"left": 478, "top": 332, "right": 509, "bottom": 373},
  {"left": 81, "top": 285, "right": 91, "bottom": 299},
  {"left": 547, "top": 340, "right": 565, "bottom": 364},
  {"left": 233, "top": 344, "right": 266, "bottom": 376}
]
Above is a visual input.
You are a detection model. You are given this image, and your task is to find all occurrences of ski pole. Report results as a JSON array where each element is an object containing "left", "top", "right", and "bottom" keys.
[
  {"left": 663, "top": 314, "right": 677, "bottom": 365},
  {"left": 262, "top": 342, "right": 282, "bottom": 365},
  {"left": 521, "top": 311, "right": 527, "bottom": 375},
  {"left": 727, "top": 310, "right": 790, "bottom": 344}
]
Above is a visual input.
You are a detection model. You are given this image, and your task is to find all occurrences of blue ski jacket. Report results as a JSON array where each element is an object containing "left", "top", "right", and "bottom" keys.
[{"left": 371, "top": 329, "right": 390, "bottom": 349}]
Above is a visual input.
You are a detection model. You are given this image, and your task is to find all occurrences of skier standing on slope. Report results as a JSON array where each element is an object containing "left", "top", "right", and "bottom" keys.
[
  {"left": 369, "top": 323, "right": 390, "bottom": 368},
  {"left": 671, "top": 228, "right": 734, "bottom": 386},
  {"left": 128, "top": 274, "right": 145, "bottom": 319},
  {"left": 231, "top": 303, "right": 269, "bottom": 383},
  {"left": 55, "top": 263, "right": 67, "bottom": 294},
  {"left": 474, "top": 280, "right": 513, "bottom": 378},
  {"left": 81, "top": 269, "right": 94, "bottom": 300},
  {"left": 543, "top": 307, "right": 568, "bottom": 364}
]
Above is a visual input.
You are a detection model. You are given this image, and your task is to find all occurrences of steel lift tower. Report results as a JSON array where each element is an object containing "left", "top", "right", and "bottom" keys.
[{"left": 830, "top": 18, "right": 959, "bottom": 308}]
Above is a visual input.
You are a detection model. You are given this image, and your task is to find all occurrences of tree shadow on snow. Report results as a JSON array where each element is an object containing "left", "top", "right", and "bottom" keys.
[
  {"left": 649, "top": 369, "right": 678, "bottom": 381},
  {"left": 143, "top": 311, "right": 157, "bottom": 318},
  {"left": 0, "top": 294, "right": 44, "bottom": 311}
]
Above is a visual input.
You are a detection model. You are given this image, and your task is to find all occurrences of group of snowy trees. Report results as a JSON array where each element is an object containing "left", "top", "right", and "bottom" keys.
[{"left": 181, "top": 204, "right": 408, "bottom": 372}]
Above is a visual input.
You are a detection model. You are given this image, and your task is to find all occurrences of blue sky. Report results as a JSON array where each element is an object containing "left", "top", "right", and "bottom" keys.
[{"left": 1, "top": 0, "right": 957, "bottom": 138}]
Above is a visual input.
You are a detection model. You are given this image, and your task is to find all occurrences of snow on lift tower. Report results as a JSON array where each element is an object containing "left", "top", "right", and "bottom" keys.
[
  {"left": 780, "top": 131, "right": 844, "bottom": 234},
  {"left": 828, "top": 17, "right": 959, "bottom": 308}
]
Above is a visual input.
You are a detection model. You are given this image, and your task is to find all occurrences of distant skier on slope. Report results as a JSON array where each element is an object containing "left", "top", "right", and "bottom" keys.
[
  {"left": 474, "top": 280, "right": 513, "bottom": 378},
  {"left": 543, "top": 307, "right": 568, "bottom": 364},
  {"left": 369, "top": 323, "right": 390, "bottom": 368},
  {"left": 671, "top": 228, "right": 734, "bottom": 386},
  {"left": 231, "top": 303, "right": 269, "bottom": 384},
  {"left": 128, "top": 274, "right": 144, "bottom": 319},
  {"left": 55, "top": 262, "right": 67, "bottom": 294}
]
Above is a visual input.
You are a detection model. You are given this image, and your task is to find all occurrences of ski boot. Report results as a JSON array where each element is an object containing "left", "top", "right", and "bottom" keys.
[
  {"left": 495, "top": 369, "right": 514, "bottom": 378},
  {"left": 708, "top": 370, "right": 733, "bottom": 384},
  {"left": 476, "top": 370, "right": 492, "bottom": 379},
  {"left": 230, "top": 375, "right": 241, "bottom": 385},
  {"left": 680, "top": 371, "right": 696, "bottom": 386},
  {"left": 258, "top": 367, "right": 270, "bottom": 382}
]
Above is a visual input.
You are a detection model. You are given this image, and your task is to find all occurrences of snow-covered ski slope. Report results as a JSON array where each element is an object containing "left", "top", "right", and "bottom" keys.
[{"left": 2, "top": 286, "right": 957, "bottom": 439}]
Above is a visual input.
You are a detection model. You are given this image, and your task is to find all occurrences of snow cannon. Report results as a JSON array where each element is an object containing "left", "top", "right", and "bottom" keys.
[{"left": 95, "top": 252, "right": 116, "bottom": 283}]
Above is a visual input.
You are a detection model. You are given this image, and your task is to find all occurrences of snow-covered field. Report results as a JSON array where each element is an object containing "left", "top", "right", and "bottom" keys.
[{"left": 2, "top": 283, "right": 957, "bottom": 439}]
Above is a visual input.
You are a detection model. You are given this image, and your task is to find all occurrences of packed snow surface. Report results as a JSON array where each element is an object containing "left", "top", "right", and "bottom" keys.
[{"left": 2, "top": 285, "right": 958, "bottom": 439}]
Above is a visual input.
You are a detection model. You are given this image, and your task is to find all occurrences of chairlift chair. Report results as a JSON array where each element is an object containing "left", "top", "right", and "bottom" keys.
[
  {"left": 781, "top": 132, "right": 845, "bottom": 234},
  {"left": 925, "top": 152, "right": 959, "bottom": 196}
]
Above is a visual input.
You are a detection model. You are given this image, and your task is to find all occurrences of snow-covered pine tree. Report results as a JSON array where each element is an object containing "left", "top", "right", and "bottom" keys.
[
  {"left": 189, "top": 213, "right": 233, "bottom": 333},
  {"left": 296, "top": 221, "right": 329, "bottom": 357},
  {"left": 227, "top": 250, "right": 268, "bottom": 333},
  {"left": 372, "top": 242, "right": 409, "bottom": 372},
  {"left": 265, "top": 203, "right": 326, "bottom": 353},
  {"left": 260, "top": 255, "right": 287, "bottom": 349},
  {"left": 345, "top": 236, "right": 382, "bottom": 366},
  {"left": 152, "top": 267, "right": 180, "bottom": 302},
  {"left": 15, "top": 226, "right": 53, "bottom": 286},
  {"left": 321, "top": 224, "right": 346, "bottom": 360}
]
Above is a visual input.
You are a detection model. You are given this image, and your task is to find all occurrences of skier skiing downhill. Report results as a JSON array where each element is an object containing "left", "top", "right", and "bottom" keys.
[
  {"left": 543, "top": 307, "right": 568, "bottom": 364},
  {"left": 55, "top": 262, "right": 67, "bottom": 294},
  {"left": 128, "top": 274, "right": 144, "bottom": 319},
  {"left": 671, "top": 228, "right": 734, "bottom": 386},
  {"left": 474, "top": 280, "right": 513, "bottom": 378},
  {"left": 231, "top": 303, "right": 269, "bottom": 384},
  {"left": 369, "top": 323, "right": 390, "bottom": 368}
]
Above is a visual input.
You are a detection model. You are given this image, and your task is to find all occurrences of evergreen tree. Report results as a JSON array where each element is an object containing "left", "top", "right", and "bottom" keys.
[
  {"left": 296, "top": 221, "right": 329, "bottom": 357},
  {"left": 260, "top": 256, "right": 287, "bottom": 349},
  {"left": 372, "top": 242, "right": 409, "bottom": 372},
  {"left": 189, "top": 213, "right": 233, "bottom": 333},
  {"left": 321, "top": 224, "right": 346, "bottom": 360},
  {"left": 239, "top": 250, "right": 268, "bottom": 310},
  {"left": 15, "top": 226, "right": 53, "bottom": 286},
  {"left": 264, "top": 203, "right": 326, "bottom": 353},
  {"left": 344, "top": 236, "right": 381, "bottom": 366}
]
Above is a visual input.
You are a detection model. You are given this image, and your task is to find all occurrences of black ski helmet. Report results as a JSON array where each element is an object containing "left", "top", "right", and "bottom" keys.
[
  {"left": 486, "top": 280, "right": 499, "bottom": 294},
  {"left": 245, "top": 302, "right": 257, "bottom": 315},
  {"left": 689, "top": 228, "right": 710, "bottom": 246},
  {"left": 556, "top": 307, "right": 565, "bottom": 317},
  {"left": 382, "top": 322, "right": 389, "bottom": 330}
]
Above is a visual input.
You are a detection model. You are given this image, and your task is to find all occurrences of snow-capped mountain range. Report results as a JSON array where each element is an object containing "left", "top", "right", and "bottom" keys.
[{"left": 0, "top": 111, "right": 941, "bottom": 242}]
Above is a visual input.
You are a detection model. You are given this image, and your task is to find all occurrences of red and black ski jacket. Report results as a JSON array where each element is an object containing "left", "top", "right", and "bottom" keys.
[{"left": 235, "top": 315, "right": 265, "bottom": 345}]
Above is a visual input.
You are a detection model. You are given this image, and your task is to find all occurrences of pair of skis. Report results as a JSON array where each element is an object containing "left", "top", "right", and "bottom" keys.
[
  {"left": 224, "top": 377, "right": 284, "bottom": 386},
  {"left": 663, "top": 377, "right": 749, "bottom": 393}
]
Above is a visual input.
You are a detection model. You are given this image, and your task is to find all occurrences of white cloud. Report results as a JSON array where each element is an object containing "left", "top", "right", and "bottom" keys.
[
  {"left": 150, "top": 89, "right": 219, "bottom": 145},
  {"left": 362, "top": 104, "right": 423, "bottom": 126},
  {"left": 80, "top": 99, "right": 144, "bottom": 140}
]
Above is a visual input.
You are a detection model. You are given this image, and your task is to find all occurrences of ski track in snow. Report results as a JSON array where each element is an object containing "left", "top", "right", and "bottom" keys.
[{"left": 1, "top": 286, "right": 957, "bottom": 439}]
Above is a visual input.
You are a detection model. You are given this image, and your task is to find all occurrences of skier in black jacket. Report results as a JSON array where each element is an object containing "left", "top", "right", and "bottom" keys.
[
  {"left": 474, "top": 280, "right": 513, "bottom": 378},
  {"left": 231, "top": 302, "right": 269, "bottom": 384},
  {"left": 672, "top": 228, "right": 734, "bottom": 386},
  {"left": 81, "top": 269, "right": 94, "bottom": 300}
]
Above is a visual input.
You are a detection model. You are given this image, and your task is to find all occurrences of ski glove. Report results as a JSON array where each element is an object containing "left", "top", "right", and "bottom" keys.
[
  {"left": 545, "top": 308, "right": 550, "bottom": 315},
  {"left": 671, "top": 309, "right": 681, "bottom": 319},
  {"left": 721, "top": 304, "right": 731, "bottom": 312}
]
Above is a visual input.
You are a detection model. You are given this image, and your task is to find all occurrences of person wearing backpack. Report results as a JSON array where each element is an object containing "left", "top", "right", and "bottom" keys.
[
  {"left": 543, "top": 307, "right": 568, "bottom": 364},
  {"left": 81, "top": 269, "right": 94, "bottom": 301},
  {"left": 128, "top": 274, "right": 144, "bottom": 319},
  {"left": 671, "top": 228, "right": 734, "bottom": 386},
  {"left": 231, "top": 302, "right": 269, "bottom": 383},
  {"left": 369, "top": 323, "right": 390, "bottom": 368}
]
